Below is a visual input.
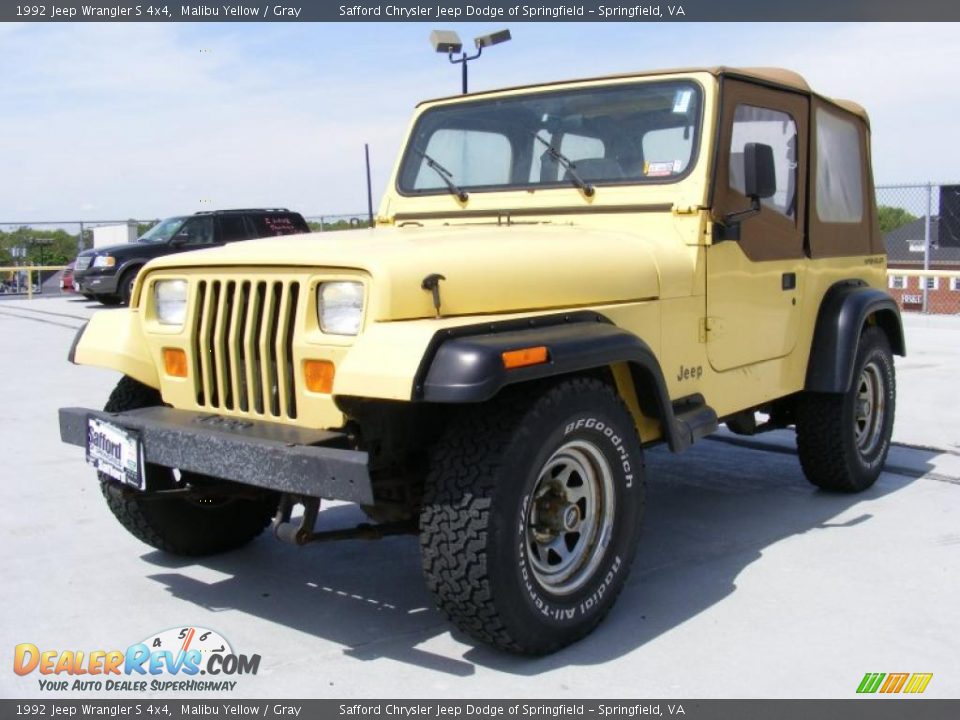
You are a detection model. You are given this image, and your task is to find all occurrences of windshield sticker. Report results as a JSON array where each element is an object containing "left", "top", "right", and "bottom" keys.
[
  {"left": 644, "top": 161, "right": 677, "bottom": 177},
  {"left": 673, "top": 89, "right": 693, "bottom": 113}
]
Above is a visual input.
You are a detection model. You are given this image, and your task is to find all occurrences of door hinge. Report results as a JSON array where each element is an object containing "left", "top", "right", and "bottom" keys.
[
  {"left": 699, "top": 317, "right": 714, "bottom": 343},
  {"left": 672, "top": 204, "right": 700, "bottom": 216}
]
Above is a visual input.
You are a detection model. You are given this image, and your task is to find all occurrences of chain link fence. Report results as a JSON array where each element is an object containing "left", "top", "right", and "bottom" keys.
[
  {"left": 0, "top": 219, "right": 160, "bottom": 295},
  {"left": 0, "top": 214, "right": 371, "bottom": 296},
  {"left": 3, "top": 195, "right": 960, "bottom": 314},
  {"left": 876, "top": 182, "right": 960, "bottom": 315}
]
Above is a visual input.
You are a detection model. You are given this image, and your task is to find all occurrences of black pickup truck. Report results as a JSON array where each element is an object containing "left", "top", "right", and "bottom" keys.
[{"left": 74, "top": 209, "right": 311, "bottom": 305}]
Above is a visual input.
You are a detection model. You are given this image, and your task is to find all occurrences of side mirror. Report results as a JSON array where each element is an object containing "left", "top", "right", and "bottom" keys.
[
  {"left": 743, "top": 142, "right": 776, "bottom": 200},
  {"left": 170, "top": 231, "right": 190, "bottom": 246},
  {"left": 723, "top": 143, "right": 777, "bottom": 228}
]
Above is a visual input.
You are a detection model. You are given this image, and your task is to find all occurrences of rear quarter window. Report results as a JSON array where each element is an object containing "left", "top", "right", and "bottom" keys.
[
  {"left": 815, "top": 109, "right": 864, "bottom": 223},
  {"left": 250, "top": 214, "right": 309, "bottom": 237}
]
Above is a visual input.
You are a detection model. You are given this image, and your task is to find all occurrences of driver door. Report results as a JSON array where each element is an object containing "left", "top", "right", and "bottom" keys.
[
  {"left": 706, "top": 81, "right": 809, "bottom": 371},
  {"left": 171, "top": 216, "right": 216, "bottom": 252}
]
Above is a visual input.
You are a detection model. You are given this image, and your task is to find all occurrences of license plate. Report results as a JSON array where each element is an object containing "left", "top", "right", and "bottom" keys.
[{"left": 86, "top": 417, "right": 145, "bottom": 490}]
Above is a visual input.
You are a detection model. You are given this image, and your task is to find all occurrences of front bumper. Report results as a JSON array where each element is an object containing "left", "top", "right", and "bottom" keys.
[
  {"left": 58, "top": 405, "right": 372, "bottom": 503},
  {"left": 78, "top": 273, "right": 119, "bottom": 295}
]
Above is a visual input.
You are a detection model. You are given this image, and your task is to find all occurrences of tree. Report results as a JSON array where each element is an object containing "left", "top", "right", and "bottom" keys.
[
  {"left": 306, "top": 218, "right": 371, "bottom": 233},
  {"left": 0, "top": 227, "right": 81, "bottom": 267},
  {"left": 877, "top": 205, "right": 918, "bottom": 234},
  {"left": 136, "top": 220, "right": 159, "bottom": 237}
]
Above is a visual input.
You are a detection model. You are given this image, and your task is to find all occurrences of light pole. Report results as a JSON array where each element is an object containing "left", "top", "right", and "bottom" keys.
[{"left": 430, "top": 29, "right": 511, "bottom": 94}]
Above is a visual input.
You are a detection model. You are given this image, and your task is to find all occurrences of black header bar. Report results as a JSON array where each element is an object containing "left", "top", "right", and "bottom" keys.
[{"left": 4, "top": 1, "right": 960, "bottom": 22}]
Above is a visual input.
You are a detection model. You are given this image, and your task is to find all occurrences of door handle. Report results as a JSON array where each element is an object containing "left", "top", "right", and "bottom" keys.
[{"left": 781, "top": 272, "right": 797, "bottom": 291}]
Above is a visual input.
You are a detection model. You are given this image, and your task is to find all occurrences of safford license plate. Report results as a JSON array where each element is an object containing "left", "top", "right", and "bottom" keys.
[{"left": 86, "top": 417, "right": 145, "bottom": 490}]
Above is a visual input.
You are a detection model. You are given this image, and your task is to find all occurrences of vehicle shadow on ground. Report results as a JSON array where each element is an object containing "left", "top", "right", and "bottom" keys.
[{"left": 140, "top": 438, "right": 924, "bottom": 677}]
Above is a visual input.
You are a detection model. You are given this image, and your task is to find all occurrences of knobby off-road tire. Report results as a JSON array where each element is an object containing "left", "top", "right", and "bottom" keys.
[
  {"left": 99, "top": 376, "right": 279, "bottom": 556},
  {"left": 796, "top": 327, "right": 896, "bottom": 492},
  {"left": 420, "top": 377, "right": 645, "bottom": 655}
]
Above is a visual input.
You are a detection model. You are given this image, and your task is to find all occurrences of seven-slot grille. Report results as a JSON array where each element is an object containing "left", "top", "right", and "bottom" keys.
[{"left": 192, "top": 279, "right": 301, "bottom": 419}]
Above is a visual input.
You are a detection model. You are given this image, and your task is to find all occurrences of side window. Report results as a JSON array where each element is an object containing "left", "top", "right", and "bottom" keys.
[
  {"left": 729, "top": 104, "right": 797, "bottom": 219},
  {"left": 889, "top": 276, "right": 906, "bottom": 290},
  {"left": 176, "top": 216, "right": 215, "bottom": 246},
  {"left": 414, "top": 129, "right": 511, "bottom": 188},
  {"left": 251, "top": 214, "right": 305, "bottom": 237},
  {"left": 815, "top": 108, "right": 864, "bottom": 223},
  {"left": 219, "top": 215, "right": 250, "bottom": 243}
]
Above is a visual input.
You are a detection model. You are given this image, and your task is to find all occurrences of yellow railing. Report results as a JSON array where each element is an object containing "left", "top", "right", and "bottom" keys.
[{"left": 0, "top": 265, "right": 69, "bottom": 300}]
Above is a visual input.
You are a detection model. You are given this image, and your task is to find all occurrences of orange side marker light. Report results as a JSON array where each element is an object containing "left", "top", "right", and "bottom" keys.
[{"left": 502, "top": 346, "right": 548, "bottom": 369}]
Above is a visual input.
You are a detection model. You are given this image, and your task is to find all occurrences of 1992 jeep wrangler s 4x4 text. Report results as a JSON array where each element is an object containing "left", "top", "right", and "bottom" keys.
[{"left": 60, "top": 67, "right": 904, "bottom": 655}]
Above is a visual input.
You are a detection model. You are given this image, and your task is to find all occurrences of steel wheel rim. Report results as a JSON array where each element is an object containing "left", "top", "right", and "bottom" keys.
[
  {"left": 854, "top": 360, "right": 886, "bottom": 455},
  {"left": 527, "top": 439, "right": 615, "bottom": 595}
]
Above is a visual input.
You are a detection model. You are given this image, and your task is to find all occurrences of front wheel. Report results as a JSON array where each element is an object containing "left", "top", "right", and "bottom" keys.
[
  {"left": 118, "top": 267, "right": 140, "bottom": 306},
  {"left": 98, "top": 377, "right": 279, "bottom": 556},
  {"left": 796, "top": 326, "right": 896, "bottom": 492},
  {"left": 420, "top": 377, "right": 645, "bottom": 655}
]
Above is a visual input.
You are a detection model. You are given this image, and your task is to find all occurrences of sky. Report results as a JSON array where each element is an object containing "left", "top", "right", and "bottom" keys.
[{"left": 0, "top": 21, "right": 957, "bottom": 221}]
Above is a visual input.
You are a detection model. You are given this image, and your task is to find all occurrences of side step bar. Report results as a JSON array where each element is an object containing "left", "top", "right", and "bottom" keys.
[{"left": 671, "top": 395, "right": 719, "bottom": 450}]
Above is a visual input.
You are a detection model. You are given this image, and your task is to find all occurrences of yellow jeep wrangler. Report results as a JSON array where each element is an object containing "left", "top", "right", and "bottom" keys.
[{"left": 60, "top": 66, "right": 905, "bottom": 655}]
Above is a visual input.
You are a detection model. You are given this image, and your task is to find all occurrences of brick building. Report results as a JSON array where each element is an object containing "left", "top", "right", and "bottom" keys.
[{"left": 885, "top": 216, "right": 960, "bottom": 314}]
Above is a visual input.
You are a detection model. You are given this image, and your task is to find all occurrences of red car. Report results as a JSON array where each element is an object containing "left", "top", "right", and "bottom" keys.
[{"left": 59, "top": 261, "right": 75, "bottom": 292}]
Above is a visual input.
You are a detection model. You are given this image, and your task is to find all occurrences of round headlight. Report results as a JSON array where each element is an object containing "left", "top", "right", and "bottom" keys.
[
  {"left": 318, "top": 281, "right": 364, "bottom": 335},
  {"left": 154, "top": 280, "right": 188, "bottom": 326}
]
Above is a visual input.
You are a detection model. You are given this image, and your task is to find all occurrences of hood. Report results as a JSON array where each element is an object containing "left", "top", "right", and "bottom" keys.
[
  {"left": 143, "top": 225, "right": 662, "bottom": 320},
  {"left": 89, "top": 241, "right": 151, "bottom": 256}
]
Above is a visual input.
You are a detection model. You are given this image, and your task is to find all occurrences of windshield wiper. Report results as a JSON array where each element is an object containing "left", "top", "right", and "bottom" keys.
[
  {"left": 531, "top": 132, "right": 595, "bottom": 197},
  {"left": 413, "top": 147, "right": 469, "bottom": 202}
]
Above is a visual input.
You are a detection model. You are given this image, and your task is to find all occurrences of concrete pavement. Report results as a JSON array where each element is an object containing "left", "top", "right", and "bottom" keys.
[{"left": 1, "top": 295, "right": 957, "bottom": 699}]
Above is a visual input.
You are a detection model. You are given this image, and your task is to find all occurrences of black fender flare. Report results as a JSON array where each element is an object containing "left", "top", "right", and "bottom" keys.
[
  {"left": 115, "top": 259, "right": 145, "bottom": 284},
  {"left": 805, "top": 280, "right": 906, "bottom": 394},
  {"left": 413, "top": 312, "right": 692, "bottom": 452}
]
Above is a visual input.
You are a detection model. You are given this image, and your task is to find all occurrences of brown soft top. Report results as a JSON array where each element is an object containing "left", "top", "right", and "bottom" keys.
[{"left": 420, "top": 66, "right": 869, "bottom": 125}]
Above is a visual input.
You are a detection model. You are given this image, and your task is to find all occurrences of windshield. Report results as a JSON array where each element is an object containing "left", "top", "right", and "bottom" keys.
[
  {"left": 398, "top": 80, "right": 702, "bottom": 196},
  {"left": 139, "top": 216, "right": 187, "bottom": 244}
]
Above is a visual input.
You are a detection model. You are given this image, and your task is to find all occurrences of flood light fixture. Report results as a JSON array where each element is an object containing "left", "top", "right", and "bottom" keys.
[{"left": 430, "top": 28, "right": 512, "bottom": 94}]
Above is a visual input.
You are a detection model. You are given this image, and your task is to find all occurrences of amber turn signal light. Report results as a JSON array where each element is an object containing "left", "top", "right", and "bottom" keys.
[
  {"left": 162, "top": 348, "right": 188, "bottom": 378},
  {"left": 303, "top": 359, "right": 335, "bottom": 394},
  {"left": 501, "top": 346, "right": 548, "bottom": 369}
]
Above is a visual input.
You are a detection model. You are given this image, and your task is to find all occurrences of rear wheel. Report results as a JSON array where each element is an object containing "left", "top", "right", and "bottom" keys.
[
  {"left": 420, "top": 378, "right": 645, "bottom": 654},
  {"left": 98, "top": 377, "right": 279, "bottom": 556},
  {"left": 796, "top": 327, "right": 896, "bottom": 492}
]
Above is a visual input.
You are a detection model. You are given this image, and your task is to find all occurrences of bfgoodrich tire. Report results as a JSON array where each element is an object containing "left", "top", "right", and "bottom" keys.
[
  {"left": 98, "top": 376, "right": 279, "bottom": 556},
  {"left": 420, "top": 377, "right": 645, "bottom": 655},
  {"left": 796, "top": 327, "right": 896, "bottom": 492}
]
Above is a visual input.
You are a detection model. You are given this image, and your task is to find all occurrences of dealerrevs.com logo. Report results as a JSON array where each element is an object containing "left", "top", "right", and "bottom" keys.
[{"left": 14, "top": 627, "right": 260, "bottom": 693}]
